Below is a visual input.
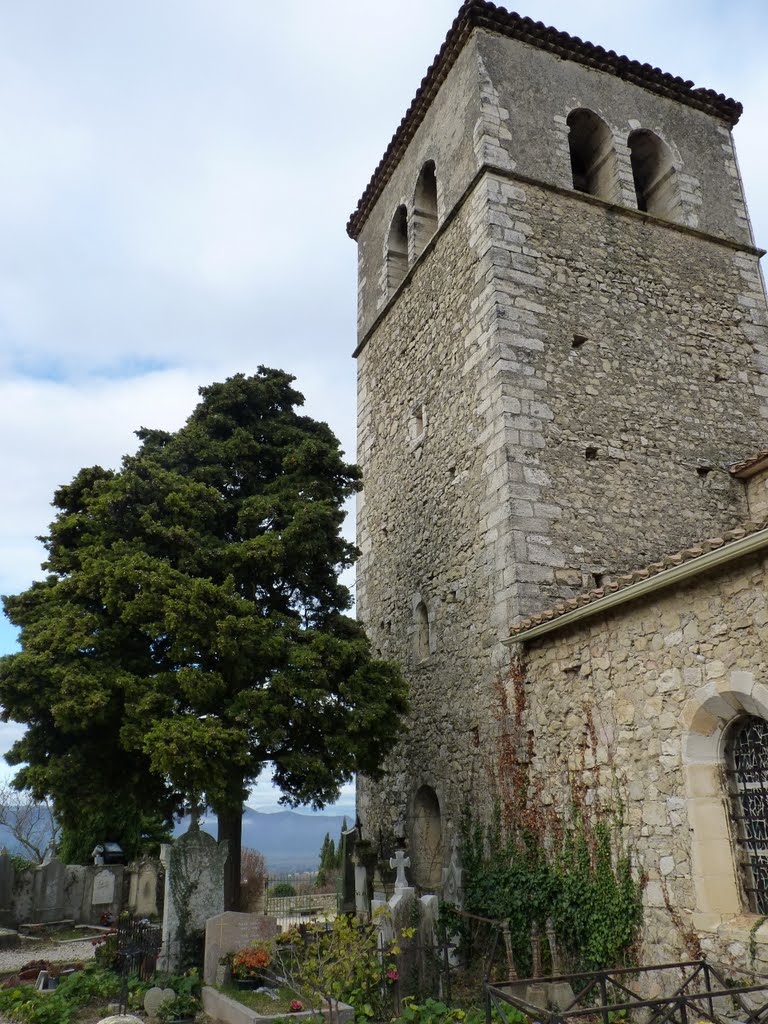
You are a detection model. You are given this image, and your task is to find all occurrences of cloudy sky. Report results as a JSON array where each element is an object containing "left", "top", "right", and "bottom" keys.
[{"left": 0, "top": 0, "right": 766, "bottom": 813}]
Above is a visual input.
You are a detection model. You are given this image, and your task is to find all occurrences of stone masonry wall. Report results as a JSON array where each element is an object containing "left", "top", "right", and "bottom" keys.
[
  {"left": 354, "top": 17, "right": 768, "bottom": 890},
  {"left": 516, "top": 548, "right": 768, "bottom": 970},
  {"left": 482, "top": 172, "right": 768, "bottom": 612},
  {"left": 356, "top": 177, "right": 523, "bottom": 854},
  {"left": 357, "top": 165, "right": 768, "bottom": 862}
]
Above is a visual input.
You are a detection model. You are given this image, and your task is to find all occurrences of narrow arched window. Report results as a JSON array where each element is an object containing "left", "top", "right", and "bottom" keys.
[
  {"left": 628, "top": 130, "right": 680, "bottom": 221},
  {"left": 413, "top": 162, "right": 438, "bottom": 258},
  {"left": 386, "top": 205, "right": 409, "bottom": 296},
  {"left": 725, "top": 715, "right": 768, "bottom": 913},
  {"left": 566, "top": 110, "right": 619, "bottom": 202},
  {"left": 414, "top": 601, "right": 430, "bottom": 662}
]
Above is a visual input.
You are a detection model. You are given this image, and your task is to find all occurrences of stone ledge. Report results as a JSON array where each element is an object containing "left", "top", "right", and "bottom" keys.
[{"left": 694, "top": 911, "right": 768, "bottom": 946}]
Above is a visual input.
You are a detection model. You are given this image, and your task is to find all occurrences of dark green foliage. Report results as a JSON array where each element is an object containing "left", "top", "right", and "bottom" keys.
[
  {"left": 0, "top": 368, "right": 408, "bottom": 895},
  {"left": 316, "top": 816, "right": 347, "bottom": 888},
  {"left": 0, "top": 965, "right": 119, "bottom": 1024},
  {"left": 461, "top": 806, "right": 643, "bottom": 975},
  {"left": 58, "top": 806, "right": 172, "bottom": 865},
  {"left": 270, "top": 881, "right": 297, "bottom": 897}
]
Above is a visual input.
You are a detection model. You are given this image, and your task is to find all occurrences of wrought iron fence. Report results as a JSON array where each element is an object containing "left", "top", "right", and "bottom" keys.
[
  {"left": 115, "top": 914, "right": 161, "bottom": 1014},
  {"left": 265, "top": 872, "right": 340, "bottom": 927},
  {"left": 485, "top": 957, "right": 768, "bottom": 1024}
]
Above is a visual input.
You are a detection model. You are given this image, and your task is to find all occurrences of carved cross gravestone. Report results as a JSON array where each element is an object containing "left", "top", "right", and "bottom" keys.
[{"left": 389, "top": 850, "right": 412, "bottom": 893}]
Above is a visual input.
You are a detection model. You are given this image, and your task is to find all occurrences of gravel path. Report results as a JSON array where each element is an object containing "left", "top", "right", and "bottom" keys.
[{"left": 0, "top": 936, "right": 96, "bottom": 973}]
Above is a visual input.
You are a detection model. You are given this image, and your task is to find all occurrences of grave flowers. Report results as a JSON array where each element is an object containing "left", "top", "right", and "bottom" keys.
[{"left": 232, "top": 944, "right": 272, "bottom": 988}]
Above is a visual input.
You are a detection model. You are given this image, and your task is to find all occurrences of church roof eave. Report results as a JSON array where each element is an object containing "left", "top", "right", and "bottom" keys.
[{"left": 506, "top": 519, "right": 768, "bottom": 646}]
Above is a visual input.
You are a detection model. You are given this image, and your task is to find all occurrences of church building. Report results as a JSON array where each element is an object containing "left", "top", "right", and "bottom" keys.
[{"left": 348, "top": 1, "right": 768, "bottom": 968}]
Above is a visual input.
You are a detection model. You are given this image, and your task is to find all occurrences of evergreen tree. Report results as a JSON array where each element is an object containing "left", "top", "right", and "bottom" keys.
[{"left": 0, "top": 369, "right": 408, "bottom": 904}]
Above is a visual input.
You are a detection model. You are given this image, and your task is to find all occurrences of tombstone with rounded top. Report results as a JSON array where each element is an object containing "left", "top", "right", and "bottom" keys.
[{"left": 144, "top": 986, "right": 176, "bottom": 1018}]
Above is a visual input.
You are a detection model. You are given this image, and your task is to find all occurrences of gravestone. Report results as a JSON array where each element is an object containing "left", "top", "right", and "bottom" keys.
[
  {"left": 0, "top": 850, "right": 14, "bottom": 926},
  {"left": 127, "top": 859, "right": 161, "bottom": 918},
  {"left": 158, "top": 828, "right": 228, "bottom": 972},
  {"left": 442, "top": 835, "right": 463, "bottom": 907},
  {"left": 32, "top": 856, "right": 65, "bottom": 922},
  {"left": 373, "top": 850, "right": 417, "bottom": 995},
  {"left": 85, "top": 865, "right": 123, "bottom": 923},
  {"left": 63, "top": 865, "right": 87, "bottom": 922},
  {"left": 93, "top": 869, "right": 116, "bottom": 905},
  {"left": 203, "top": 911, "right": 280, "bottom": 984},
  {"left": 143, "top": 986, "right": 175, "bottom": 1019}
]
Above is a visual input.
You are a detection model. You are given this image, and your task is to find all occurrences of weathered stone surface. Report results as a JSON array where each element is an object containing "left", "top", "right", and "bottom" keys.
[
  {"left": 96, "top": 1017, "right": 144, "bottom": 1024},
  {"left": 91, "top": 869, "right": 115, "bottom": 905},
  {"left": 158, "top": 829, "right": 228, "bottom": 973},
  {"left": 143, "top": 986, "right": 175, "bottom": 1019},
  {"left": 203, "top": 911, "right": 279, "bottom": 985},
  {"left": 350, "top": 2, "right": 768, "bottom": 979}
]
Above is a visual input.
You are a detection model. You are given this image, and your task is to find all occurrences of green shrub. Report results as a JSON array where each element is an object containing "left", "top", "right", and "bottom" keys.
[
  {"left": 0, "top": 965, "right": 120, "bottom": 1024},
  {"left": 270, "top": 881, "right": 297, "bottom": 897}
]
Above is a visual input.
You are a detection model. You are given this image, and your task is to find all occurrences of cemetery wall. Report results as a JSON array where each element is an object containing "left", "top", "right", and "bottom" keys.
[
  {"left": 0, "top": 854, "right": 160, "bottom": 927},
  {"left": 516, "top": 544, "right": 768, "bottom": 969}
]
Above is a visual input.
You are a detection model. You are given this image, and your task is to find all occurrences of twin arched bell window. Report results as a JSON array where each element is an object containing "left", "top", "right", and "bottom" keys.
[
  {"left": 566, "top": 111, "right": 680, "bottom": 221},
  {"left": 567, "top": 109, "right": 621, "bottom": 203},
  {"left": 627, "top": 129, "right": 680, "bottom": 220},
  {"left": 726, "top": 715, "right": 768, "bottom": 914},
  {"left": 386, "top": 161, "right": 439, "bottom": 298}
]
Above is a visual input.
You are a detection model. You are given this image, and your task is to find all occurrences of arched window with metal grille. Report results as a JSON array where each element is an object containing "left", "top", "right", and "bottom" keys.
[{"left": 726, "top": 715, "right": 768, "bottom": 913}]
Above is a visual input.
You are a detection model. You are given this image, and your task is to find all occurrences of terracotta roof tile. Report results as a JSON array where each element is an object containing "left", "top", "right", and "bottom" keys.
[
  {"left": 509, "top": 517, "right": 768, "bottom": 638},
  {"left": 347, "top": 1, "right": 742, "bottom": 239},
  {"left": 730, "top": 450, "right": 768, "bottom": 478}
]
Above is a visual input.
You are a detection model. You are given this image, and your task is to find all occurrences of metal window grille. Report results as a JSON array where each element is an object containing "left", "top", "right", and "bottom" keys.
[{"left": 726, "top": 715, "right": 768, "bottom": 914}]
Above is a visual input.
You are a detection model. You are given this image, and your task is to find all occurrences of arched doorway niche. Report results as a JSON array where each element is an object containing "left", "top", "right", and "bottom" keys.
[{"left": 410, "top": 784, "right": 444, "bottom": 890}]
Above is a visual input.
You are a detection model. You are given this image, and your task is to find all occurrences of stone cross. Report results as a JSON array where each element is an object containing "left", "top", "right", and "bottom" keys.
[{"left": 389, "top": 849, "right": 410, "bottom": 891}]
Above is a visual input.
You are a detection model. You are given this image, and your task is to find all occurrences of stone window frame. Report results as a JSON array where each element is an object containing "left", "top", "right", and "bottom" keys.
[
  {"left": 683, "top": 670, "right": 768, "bottom": 926},
  {"left": 385, "top": 204, "right": 409, "bottom": 297},
  {"left": 565, "top": 108, "right": 622, "bottom": 204},
  {"left": 627, "top": 128, "right": 682, "bottom": 223},
  {"left": 411, "top": 592, "right": 435, "bottom": 664},
  {"left": 412, "top": 160, "right": 439, "bottom": 261},
  {"left": 409, "top": 401, "right": 427, "bottom": 448}
]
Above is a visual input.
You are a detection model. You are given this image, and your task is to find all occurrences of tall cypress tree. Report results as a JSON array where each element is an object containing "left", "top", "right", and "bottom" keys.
[{"left": 0, "top": 369, "right": 408, "bottom": 906}]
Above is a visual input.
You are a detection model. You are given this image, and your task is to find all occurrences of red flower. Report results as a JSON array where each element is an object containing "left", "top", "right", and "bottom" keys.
[
  {"left": 386, "top": 969, "right": 399, "bottom": 982},
  {"left": 290, "top": 1000, "right": 304, "bottom": 1012}
]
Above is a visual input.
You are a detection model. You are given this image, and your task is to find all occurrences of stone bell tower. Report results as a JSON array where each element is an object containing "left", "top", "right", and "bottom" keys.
[{"left": 349, "top": 1, "right": 768, "bottom": 873}]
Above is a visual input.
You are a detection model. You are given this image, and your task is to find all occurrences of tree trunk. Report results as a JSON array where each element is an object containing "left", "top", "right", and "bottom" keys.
[{"left": 217, "top": 803, "right": 243, "bottom": 911}]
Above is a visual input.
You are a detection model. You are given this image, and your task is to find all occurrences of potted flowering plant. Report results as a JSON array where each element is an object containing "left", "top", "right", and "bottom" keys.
[{"left": 232, "top": 944, "right": 273, "bottom": 988}]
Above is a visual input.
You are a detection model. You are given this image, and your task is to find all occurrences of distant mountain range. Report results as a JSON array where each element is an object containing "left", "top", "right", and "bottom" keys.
[
  {"left": 174, "top": 808, "right": 349, "bottom": 872},
  {"left": 0, "top": 805, "right": 349, "bottom": 873}
]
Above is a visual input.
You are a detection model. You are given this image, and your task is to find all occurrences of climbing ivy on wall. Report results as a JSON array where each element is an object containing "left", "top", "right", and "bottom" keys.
[
  {"left": 459, "top": 805, "right": 643, "bottom": 976},
  {"left": 457, "top": 657, "right": 644, "bottom": 975}
]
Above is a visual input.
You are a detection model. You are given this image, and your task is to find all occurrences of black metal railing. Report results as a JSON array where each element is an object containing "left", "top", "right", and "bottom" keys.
[
  {"left": 485, "top": 957, "right": 768, "bottom": 1024},
  {"left": 115, "top": 914, "right": 161, "bottom": 1014}
]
